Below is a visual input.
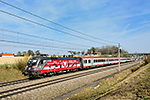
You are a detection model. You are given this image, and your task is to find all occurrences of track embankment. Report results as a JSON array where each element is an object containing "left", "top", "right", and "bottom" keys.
[
  {"left": 0, "top": 61, "right": 139, "bottom": 100},
  {"left": 62, "top": 62, "right": 149, "bottom": 100}
]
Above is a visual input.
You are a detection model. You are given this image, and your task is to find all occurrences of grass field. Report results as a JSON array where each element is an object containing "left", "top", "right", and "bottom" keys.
[
  {"left": 0, "top": 65, "right": 28, "bottom": 82},
  {"left": 64, "top": 62, "right": 150, "bottom": 100},
  {"left": 0, "top": 56, "right": 29, "bottom": 82},
  {"left": 0, "top": 57, "right": 24, "bottom": 64}
]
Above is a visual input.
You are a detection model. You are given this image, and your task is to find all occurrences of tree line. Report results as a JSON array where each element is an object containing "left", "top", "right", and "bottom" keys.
[
  {"left": 17, "top": 50, "right": 40, "bottom": 56},
  {"left": 68, "top": 45, "right": 128, "bottom": 55},
  {"left": 17, "top": 45, "right": 128, "bottom": 56}
]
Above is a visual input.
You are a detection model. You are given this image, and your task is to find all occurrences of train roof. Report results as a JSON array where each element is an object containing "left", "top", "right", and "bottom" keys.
[
  {"left": 31, "top": 56, "right": 133, "bottom": 60},
  {"left": 31, "top": 56, "right": 80, "bottom": 60},
  {"left": 82, "top": 56, "right": 133, "bottom": 59},
  {"left": 82, "top": 57, "right": 107, "bottom": 59}
]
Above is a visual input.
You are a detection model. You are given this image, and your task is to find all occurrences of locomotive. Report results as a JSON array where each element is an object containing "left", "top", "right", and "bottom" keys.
[{"left": 23, "top": 56, "right": 134, "bottom": 78}]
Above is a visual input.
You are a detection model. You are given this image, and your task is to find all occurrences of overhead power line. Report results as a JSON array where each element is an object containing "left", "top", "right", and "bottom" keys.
[
  {"left": 0, "top": 31, "right": 88, "bottom": 50},
  {"left": 0, "top": 43, "right": 68, "bottom": 52},
  {"left": 0, "top": 28, "right": 89, "bottom": 48},
  {"left": 0, "top": 0, "right": 117, "bottom": 44},
  {"left": 0, "top": 39, "right": 83, "bottom": 50},
  {"left": 0, "top": 10, "right": 106, "bottom": 44}
]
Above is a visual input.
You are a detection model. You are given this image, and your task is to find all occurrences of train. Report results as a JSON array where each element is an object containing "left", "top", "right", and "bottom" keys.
[{"left": 23, "top": 56, "right": 135, "bottom": 78}]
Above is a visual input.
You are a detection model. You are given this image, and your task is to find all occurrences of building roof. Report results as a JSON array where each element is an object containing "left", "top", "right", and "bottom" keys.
[{"left": 1, "top": 53, "right": 14, "bottom": 56}]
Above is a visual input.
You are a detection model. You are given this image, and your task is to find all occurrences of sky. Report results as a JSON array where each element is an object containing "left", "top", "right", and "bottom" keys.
[{"left": 0, "top": 0, "right": 150, "bottom": 55}]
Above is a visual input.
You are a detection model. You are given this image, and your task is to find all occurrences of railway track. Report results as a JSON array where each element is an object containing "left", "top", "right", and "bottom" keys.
[
  {"left": 0, "top": 61, "right": 133, "bottom": 87},
  {"left": 0, "top": 61, "right": 139, "bottom": 99},
  {"left": 0, "top": 78, "right": 29, "bottom": 87},
  {"left": 0, "top": 62, "right": 133, "bottom": 88}
]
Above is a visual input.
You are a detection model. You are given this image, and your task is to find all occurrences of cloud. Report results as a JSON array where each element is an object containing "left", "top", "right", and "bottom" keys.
[{"left": 123, "top": 23, "right": 130, "bottom": 31}]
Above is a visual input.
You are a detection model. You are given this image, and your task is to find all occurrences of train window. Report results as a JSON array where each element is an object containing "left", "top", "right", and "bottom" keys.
[
  {"left": 39, "top": 60, "right": 43, "bottom": 65},
  {"left": 88, "top": 60, "right": 91, "bottom": 63},
  {"left": 84, "top": 60, "right": 87, "bottom": 63},
  {"left": 28, "top": 58, "right": 38, "bottom": 66}
]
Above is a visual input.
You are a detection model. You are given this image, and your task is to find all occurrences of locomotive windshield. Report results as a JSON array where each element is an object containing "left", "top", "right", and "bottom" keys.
[{"left": 27, "top": 58, "right": 38, "bottom": 66}]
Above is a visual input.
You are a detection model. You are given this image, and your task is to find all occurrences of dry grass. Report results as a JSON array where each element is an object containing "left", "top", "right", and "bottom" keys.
[
  {"left": 101, "top": 65, "right": 150, "bottom": 100},
  {"left": 0, "top": 65, "right": 28, "bottom": 82},
  {"left": 0, "top": 56, "right": 29, "bottom": 82},
  {"left": 0, "top": 57, "right": 24, "bottom": 64},
  {"left": 64, "top": 62, "right": 149, "bottom": 100}
]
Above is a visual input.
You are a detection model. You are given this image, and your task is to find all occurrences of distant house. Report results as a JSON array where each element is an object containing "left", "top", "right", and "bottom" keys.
[{"left": 1, "top": 53, "right": 14, "bottom": 57}]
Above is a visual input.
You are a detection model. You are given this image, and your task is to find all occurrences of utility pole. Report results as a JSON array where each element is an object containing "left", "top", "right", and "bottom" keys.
[{"left": 118, "top": 43, "right": 120, "bottom": 72}]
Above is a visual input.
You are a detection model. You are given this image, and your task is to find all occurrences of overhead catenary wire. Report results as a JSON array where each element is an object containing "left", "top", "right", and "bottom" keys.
[
  {"left": 0, "top": 39, "right": 83, "bottom": 51},
  {"left": 0, "top": 10, "right": 106, "bottom": 45},
  {"left": 0, "top": 28, "right": 90, "bottom": 48},
  {"left": 0, "top": 0, "right": 117, "bottom": 44},
  {"left": 0, "top": 43, "right": 68, "bottom": 52},
  {"left": 0, "top": 32, "right": 88, "bottom": 50},
  {"left": 121, "top": 45, "right": 134, "bottom": 53}
]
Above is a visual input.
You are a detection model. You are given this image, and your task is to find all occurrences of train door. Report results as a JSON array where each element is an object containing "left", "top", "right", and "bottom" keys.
[
  {"left": 91, "top": 59, "right": 94, "bottom": 65},
  {"left": 104, "top": 58, "right": 109, "bottom": 65},
  {"left": 78, "top": 57, "right": 83, "bottom": 69}
]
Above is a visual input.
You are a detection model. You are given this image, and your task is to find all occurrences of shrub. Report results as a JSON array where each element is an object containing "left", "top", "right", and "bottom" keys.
[
  {"left": 144, "top": 55, "right": 150, "bottom": 64},
  {"left": 15, "top": 56, "right": 29, "bottom": 72},
  {"left": 4, "top": 64, "right": 11, "bottom": 70},
  {"left": 15, "top": 59, "right": 26, "bottom": 72}
]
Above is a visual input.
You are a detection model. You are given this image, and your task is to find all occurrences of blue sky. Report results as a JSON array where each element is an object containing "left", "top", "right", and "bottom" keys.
[{"left": 0, "top": 0, "right": 150, "bottom": 55}]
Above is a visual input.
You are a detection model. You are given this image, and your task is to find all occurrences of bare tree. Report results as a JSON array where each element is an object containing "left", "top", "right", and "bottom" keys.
[
  {"left": 35, "top": 50, "right": 40, "bottom": 55},
  {"left": 17, "top": 51, "right": 22, "bottom": 56},
  {"left": 81, "top": 51, "right": 85, "bottom": 55}
]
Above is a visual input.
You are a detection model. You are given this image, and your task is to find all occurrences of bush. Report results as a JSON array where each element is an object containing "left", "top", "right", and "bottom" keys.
[
  {"left": 14, "top": 56, "right": 29, "bottom": 72},
  {"left": 3, "top": 64, "right": 11, "bottom": 70},
  {"left": 131, "top": 65, "right": 140, "bottom": 72},
  {"left": 15, "top": 59, "right": 27, "bottom": 72},
  {"left": 144, "top": 55, "right": 150, "bottom": 64}
]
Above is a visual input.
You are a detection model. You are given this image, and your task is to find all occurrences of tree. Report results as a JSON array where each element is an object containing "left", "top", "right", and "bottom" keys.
[
  {"left": 28, "top": 50, "right": 34, "bottom": 56},
  {"left": 77, "top": 51, "right": 80, "bottom": 55},
  {"left": 87, "top": 45, "right": 128, "bottom": 55},
  {"left": 86, "top": 49, "right": 92, "bottom": 55},
  {"left": 91, "top": 47, "right": 96, "bottom": 54},
  {"left": 35, "top": 50, "right": 40, "bottom": 55},
  {"left": 81, "top": 51, "right": 85, "bottom": 55},
  {"left": 68, "top": 51, "right": 73, "bottom": 55},
  {"left": 72, "top": 51, "right": 77, "bottom": 55},
  {"left": 17, "top": 51, "right": 22, "bottom": 56}
]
